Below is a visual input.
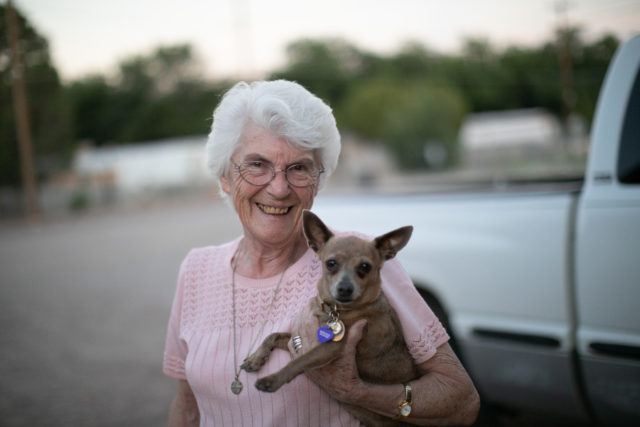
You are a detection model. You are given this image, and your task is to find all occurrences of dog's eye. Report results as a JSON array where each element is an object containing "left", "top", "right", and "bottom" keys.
[
  {"left": 357, "top": 262, "right": 372, "bottom": 278},
  {"left": 325, "top": 259, "right": 339, "bottom": 272}
]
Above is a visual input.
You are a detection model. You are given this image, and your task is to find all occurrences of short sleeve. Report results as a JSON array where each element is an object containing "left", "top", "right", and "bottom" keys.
[
  {"left": 381, "top": 258, "right": 449, "bottom": 364},
  {"left": 162, "top": 255, "right": 190, "bottom": 379}
]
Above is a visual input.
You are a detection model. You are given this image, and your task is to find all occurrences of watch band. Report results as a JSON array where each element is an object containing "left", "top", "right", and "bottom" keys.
[{"left": 397, "top": 384, "right": 412, "bottom": 418}]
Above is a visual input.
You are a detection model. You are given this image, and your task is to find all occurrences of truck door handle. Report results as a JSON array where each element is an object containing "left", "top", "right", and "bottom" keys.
[
  {"left": 473, "top": 328, "right": 560, "bottom": 348},
  {"left": 589, "top": 342, "right": 640, "bottom": 360}
]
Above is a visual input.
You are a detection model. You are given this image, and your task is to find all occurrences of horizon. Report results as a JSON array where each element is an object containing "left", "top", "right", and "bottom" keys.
[{"left": 9, "top": 0, "right": 640, "bottom": 82}]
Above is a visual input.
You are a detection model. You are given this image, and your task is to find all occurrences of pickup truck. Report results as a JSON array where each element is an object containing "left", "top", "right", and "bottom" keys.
[{"left": 313, "top": 34, "right": 640, "bottom": 426}]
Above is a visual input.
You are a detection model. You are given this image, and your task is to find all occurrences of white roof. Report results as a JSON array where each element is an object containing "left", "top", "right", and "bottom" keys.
[{"left": 459, "top": 109, "right": 561, "bottom": 149}]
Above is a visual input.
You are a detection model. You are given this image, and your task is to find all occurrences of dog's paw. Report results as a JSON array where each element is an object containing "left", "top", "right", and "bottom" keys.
[
  {"left": 255, "top": 375, "right": 282, "bottom": 393},
  {"left": 240, "top": 356, "right": 266, "bottom": 372}
]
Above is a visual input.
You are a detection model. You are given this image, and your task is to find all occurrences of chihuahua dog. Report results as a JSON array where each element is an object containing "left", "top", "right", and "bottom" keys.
[{"left": 241, "top": 210, "right": 420, "bottom": 426}]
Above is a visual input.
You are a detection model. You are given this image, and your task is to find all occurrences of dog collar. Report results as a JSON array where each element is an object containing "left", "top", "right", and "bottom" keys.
[{"left": 316, "top": 296, "right": 337, "bottom": 314}]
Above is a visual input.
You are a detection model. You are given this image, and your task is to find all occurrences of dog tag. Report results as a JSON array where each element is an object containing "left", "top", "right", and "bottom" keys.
[
  {"left": 328, "top": 320, "right": 344, "bottom": 335},
  {"left": 332, "top": 327, "right": 345, "bottom": 342},
  {"left": 317, "top": 326, "right": 334, "bottom": 343}
]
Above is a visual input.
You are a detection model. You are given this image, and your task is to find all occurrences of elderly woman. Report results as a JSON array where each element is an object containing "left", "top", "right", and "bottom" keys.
[{"left": 163, "top": 80, "right": 479, "bottom": 426}]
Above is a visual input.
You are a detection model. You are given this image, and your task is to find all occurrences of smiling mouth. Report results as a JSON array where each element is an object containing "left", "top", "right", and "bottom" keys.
[{"left": 257, "top": 203, "right": 291, "bottom": 215}]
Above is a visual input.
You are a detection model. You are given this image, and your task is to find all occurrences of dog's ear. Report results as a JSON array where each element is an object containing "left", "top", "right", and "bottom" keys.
[
  {"left": 303, "top": 210, "right": 334, "bottom": 252},
  {"left": 374, "top": 226, "right": 413, "bottom": 260}
]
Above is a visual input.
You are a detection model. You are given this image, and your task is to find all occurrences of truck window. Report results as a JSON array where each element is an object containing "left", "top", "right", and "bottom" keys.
[{"left": 617, "top": 67, "right": 640, "bottom": 184}]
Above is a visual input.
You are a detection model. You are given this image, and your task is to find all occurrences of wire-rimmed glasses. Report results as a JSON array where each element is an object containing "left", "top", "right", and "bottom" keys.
[{"left": 231, "top": 160, "right": 324, "bottom": 188}]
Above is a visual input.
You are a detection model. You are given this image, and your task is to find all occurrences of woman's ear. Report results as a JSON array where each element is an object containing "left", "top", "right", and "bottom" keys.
[{"left": 219, "top": 174, "right": 232, "bottom": 195}]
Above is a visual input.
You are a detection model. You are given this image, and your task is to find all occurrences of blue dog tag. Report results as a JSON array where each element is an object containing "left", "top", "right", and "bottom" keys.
[{"left": 317, "top": 326, "right": 334, "bottom": 343}]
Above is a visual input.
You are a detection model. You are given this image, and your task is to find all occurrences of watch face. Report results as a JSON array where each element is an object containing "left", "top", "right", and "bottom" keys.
[{"left": 400, "top": 403, "right": 412, "bottom": 416}]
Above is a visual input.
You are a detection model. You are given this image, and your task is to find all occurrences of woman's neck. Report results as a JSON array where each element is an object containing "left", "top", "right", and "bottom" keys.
[{"left": 234, "top": 233, "right": 308, "bottom": 279}]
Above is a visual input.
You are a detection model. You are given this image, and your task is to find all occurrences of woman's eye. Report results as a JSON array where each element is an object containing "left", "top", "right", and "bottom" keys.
[{"left": 244, "top": 161, "right": 269, "bottom": 174}]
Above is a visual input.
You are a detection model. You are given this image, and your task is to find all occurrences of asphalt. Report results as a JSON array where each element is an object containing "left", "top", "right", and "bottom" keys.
[{"left": 0, "top": 195, "right": 242, "bottom": 426}]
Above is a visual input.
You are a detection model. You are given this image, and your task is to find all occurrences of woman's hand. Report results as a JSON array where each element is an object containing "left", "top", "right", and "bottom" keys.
[
  {"left": 288, "top": 303, "right": 480, "bottom": 426},
  {"left": 304, "top": 319, "right": 369, "bottom": 404},
  {"left": 168, "top": 379, "right": 199, "bottom": 427},
  {"left": 287, "top": 303, "right": 368, "bottom": 404}
]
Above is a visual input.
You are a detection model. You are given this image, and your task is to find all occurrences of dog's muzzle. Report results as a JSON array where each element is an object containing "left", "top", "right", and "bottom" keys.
[{"left": 334, "top": 277, "right": 356, "bottom": 303}]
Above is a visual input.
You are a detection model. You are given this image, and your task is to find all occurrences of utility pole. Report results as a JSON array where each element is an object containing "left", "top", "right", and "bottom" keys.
[
  {"left": 555, "top": 0, "right": 575, "bottom": 122},
  {"left": 232, "top": 0, "right": 254, "bottom": 79},
  {"left": 6, "top": 0, "right": 41, "bottom": 219}
]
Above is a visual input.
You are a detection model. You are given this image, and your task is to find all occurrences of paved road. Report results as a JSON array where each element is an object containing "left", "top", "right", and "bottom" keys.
[{"left": 0, "top": 195, "right": 242, "bottom": 426}]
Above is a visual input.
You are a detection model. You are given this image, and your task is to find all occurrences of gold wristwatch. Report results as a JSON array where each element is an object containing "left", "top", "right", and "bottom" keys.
[{"left": 397, "top": 384, "right": 412, "bottom": 417}]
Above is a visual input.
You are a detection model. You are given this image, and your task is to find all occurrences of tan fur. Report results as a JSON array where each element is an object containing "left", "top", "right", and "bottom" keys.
[{"left": 241, "top": 211, "right": 418, "bottom": 426}]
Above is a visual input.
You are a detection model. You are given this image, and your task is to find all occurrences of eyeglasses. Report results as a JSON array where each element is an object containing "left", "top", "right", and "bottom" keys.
[{"left": 231, "top": 160, "right": 324, "bottom": 188}]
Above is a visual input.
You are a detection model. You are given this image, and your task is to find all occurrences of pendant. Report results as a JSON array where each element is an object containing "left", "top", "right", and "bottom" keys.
[{"left": 231, "top": 378, "right": 243, "bottom": 395}]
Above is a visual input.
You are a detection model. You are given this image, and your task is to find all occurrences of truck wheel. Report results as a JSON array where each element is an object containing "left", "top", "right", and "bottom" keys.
[
  {"left": 416, "top": 288, "right": 518, "bottom": 426},
  {"left": 416, "top": 288, "right": 460, "bottom": 357}
]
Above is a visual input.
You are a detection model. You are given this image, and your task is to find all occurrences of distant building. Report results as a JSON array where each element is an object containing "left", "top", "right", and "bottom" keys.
[
  {"left": 73, "top": 135, "right": 212, "bottom": 197},
  {"left": 331, "top": 134, "right": 395, "bottom": 188},
  {"left": 458, "top": 108, "right": 563, "bottom": 166}
]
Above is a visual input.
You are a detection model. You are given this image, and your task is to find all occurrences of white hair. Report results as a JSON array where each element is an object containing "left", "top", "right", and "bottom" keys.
[{"left": 206, "top": 80, "right": 341, "bottom": 194}]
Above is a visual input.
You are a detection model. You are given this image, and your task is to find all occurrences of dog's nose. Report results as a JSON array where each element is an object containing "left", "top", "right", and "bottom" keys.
[{"left": 336, "top": 279, "right": 354, "bottom": 300}]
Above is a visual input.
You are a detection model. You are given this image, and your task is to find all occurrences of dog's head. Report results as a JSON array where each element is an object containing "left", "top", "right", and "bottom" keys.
[{"left": 302, "top": 210, "right": 413, "bottom": 308}]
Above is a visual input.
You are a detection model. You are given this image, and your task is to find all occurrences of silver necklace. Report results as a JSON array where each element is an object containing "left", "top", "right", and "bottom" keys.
[{"left": 230, "top": 246, "right": 292, "bottom": 395}]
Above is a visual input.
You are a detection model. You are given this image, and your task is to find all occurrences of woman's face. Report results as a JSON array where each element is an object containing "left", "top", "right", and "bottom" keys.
[{"left": 220, "top": 124, "right": 319, "bottom": 248}]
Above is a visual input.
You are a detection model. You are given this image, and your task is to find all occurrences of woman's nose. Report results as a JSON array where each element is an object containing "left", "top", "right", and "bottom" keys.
[{"left": 267, "top": 169, "right": 290, "bottom": 197}]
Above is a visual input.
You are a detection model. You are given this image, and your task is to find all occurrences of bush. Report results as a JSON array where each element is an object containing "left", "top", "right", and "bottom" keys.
[{"left": 339, "top": 79, "right": 467, "bottom": 169}]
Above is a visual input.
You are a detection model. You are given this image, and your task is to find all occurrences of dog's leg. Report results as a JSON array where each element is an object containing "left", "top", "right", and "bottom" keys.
[
  {"left": 241, "top": 332, "right": 291, "bottom": 372},
  {"left": 255, "top": 341, "right": 343, "bottom": 392}
]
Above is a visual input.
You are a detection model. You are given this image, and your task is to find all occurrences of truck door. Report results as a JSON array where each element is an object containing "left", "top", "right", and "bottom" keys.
[{"left": 575, "top": 34, "right": 640, "bottom": 427}]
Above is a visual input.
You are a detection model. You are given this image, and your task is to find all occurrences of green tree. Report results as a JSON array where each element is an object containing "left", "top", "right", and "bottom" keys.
[
  {"left": 269, "top": 38, "right": 366, "bottom": 107},
  {"left": 338, "top": 79, "right": 401, "bottom": 140},
  {"left": 572, "top": 33, "right": 619, "bottom": 122},
  {"left": 382, "top": 83, "right": 467, "bottom": 169},
  {"left": 66, "top": 75, "right": 118, "bottom": 144},
  {"left": 1, "top": 4, "right": 70, "bottom": 186},
  {"left": 340, "top": 79, "right": 467, "bottom": 169},
  {"left": 66, "top": 44, "right": 224, "bottom": 144},
  {"left": 441, "top": 38, "right": 512, "bottom": 112},
  {"left": 382, "top": 41, "right": 433, "bottom": 79},
  {"left": 272, "top": 33, "right": 618, "bottom": 170}
]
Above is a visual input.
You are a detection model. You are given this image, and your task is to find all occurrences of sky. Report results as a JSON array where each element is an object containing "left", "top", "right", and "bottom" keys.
[{"left": 9, "top": 0, "right": 640, "bottom": 82}]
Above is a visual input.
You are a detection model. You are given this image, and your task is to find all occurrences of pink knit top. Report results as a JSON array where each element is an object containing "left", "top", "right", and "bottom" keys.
[{"left": 163, "top": 235, "right": 449, "bottom": 426}]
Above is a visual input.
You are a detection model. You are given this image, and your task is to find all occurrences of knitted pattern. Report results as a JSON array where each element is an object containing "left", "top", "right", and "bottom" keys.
[{"left": 163, "top": 236, "right": 449, "bottom": 426}]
